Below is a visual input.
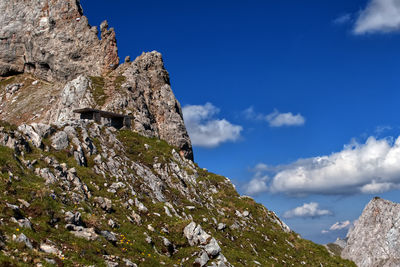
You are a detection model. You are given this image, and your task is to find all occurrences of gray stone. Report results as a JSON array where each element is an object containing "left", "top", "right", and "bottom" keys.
[
  {"left": 105, "top": 260, "right": 119, "bottom": 267},
  {"left": 217, "top": 223, "right": 226, "bottom": 231},
  {"left": 51, "top": 131, "right": 69, "bottom": 150},
  {"left": 109, "top": 182, "right": 126, "bottom": 191},
  {"left": 94, "top": 196, "right": 113, "bottom": 212},
  {"left": 134, "top": 198, "right": 148, "bottom": 213},
  {"left": 101, "top": 231, "right": 118, "bottom": 243},
  {"left": 18, "top": 124, "right": 42, "bottom": 148},
  {"left": 183, "top": 222, "right": 210, "bottom": 246},
  {"left": 204, "top": 238, "right": 221, "bottom": 257},
  {"left": 11, "top": 217, "right": 32, "bottom": 229},
  {"left": 17, "top": 199, "right": 30, "bottom": 208},
  {"left": 342, "top": 197, "right": 400, "bottom": 267},
  {"left": 6, "top": 203, "right": 19, "bottom": 210},
  {"left": 74, "top": 146, "right": 87, "bottom": 166},
  {"left": 15, "top": 233, "right": 33, "bottom": 249},
  {"left": 36, "top": 168, "right": 57, "bottom": 184},
  {"left": 49, "top": 75, "right": 96, "bottom": 122},
  {"left": 40, "top": 243, "right": 61, "bottom": 255},
  {"left": 66, "top": 225, "right": 98, "bottom": 241},
  {"left": 130, "top": 210, "right": 141, "bottom": 225},
  {"left": 164, "top": 206, "right": 172, "bottom": 217},
  {"left": 108, "top": 219, "right": 119, "bottom": 229},
  {"left": 122, "top": 258, "right": 137, "bottom": 267},
  {"left": 194, "top": 251, "right": 209, "bottom": 267},
  {"left": 31, "top": 123, "right": 54, "bottom": 139},
  {"left": 64, "top": 211, "right": 83, "bottom": 226}
]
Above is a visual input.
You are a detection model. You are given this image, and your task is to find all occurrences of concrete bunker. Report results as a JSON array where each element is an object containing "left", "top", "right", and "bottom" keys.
[{"left": 73, "top": 108, "right": 132, "bottom": 129}]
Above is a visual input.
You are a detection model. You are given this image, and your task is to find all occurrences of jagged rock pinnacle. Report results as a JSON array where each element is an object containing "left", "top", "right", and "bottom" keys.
[
  {"left": 342, "top": 197, "right": 400, "bottom": 267},
  {"left": 0, "top": 0, "right": 119, "bottom": 81},
  {"left": 0, "top": 0, "right": 193, "bottom": 160}
]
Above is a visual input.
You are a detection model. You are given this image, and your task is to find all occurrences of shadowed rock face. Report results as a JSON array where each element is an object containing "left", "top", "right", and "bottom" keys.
[
  {"left": 0, "top": 0, "right": 193, "bottom": 160},
  {"left": 342, "top": 197, "right": 400, "bottom": 267},
  {"left": 0, "top": 0, "right": 118, "bottom": 81}
]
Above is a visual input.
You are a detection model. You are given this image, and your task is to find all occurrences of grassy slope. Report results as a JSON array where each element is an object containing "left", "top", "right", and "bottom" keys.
[{"left": 0, "top": 125, "right": 355, "bottom": 266}]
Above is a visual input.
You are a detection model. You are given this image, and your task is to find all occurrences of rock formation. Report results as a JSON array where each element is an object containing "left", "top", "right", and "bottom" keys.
[
  {"left": 0, "top": 0, "right": 118, "bottom": 81},
  {"left": 342, "top": 197, "right": 400, "bottom": 267},
  {"left": 0, "top": 0, "right": 193, "bottom": 160}
]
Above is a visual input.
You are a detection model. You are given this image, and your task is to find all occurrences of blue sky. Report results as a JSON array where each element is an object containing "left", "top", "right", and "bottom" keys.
[{"left": 82, "top": 0, "right": 400, "bottom": 244}]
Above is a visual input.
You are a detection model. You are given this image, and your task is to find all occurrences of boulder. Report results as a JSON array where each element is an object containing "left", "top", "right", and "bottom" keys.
[
  {"left": 94, "top": 196, "right": 113, "bottom": 212},
  {"left": 184, "top": 222, "right": 210, "bottom": 246},
  {"left": 205, "top": 238, "right": 221, "bottom": 258},
  {"left": 194, "top": 251, "right": 209, "bottom": 267},
  {"left": 15, "top": 233, "right": 33, "bottom": 249},
  {"left": 51, "top": 131, "right": 69, "bottom": 150}
]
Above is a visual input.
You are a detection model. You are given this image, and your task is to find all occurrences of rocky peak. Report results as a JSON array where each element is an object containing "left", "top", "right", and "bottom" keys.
[
  {"left": 0, "top": 0, "right": 118, "bottom": 81},
  {"left": 0, "top": 0, "right": 192, "bottom": 160},
  {"left": 342, "top": 197, "right": 400, "bottom": 266}
]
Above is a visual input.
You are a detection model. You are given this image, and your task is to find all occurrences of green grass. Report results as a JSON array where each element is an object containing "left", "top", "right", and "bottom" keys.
[
  {"left": 117, "top": 129, "right": 178, "bottom": 167},
  {"left": 114, "top": 75, "right": 126, "bottom": 90},
  {"left": 0, "top": 123, "right": 356, "bottom": 266},
  {"left": 89, "top": 76, "right": 106, "bottom": 106},
  {"left": 0, "top": 76, "right": 16, "bottom": 88}
]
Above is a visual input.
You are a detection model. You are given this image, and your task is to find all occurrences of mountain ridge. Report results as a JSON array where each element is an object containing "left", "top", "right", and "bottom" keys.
[{"left": 0, "top": 0, "right": 356, "bottom": 266}]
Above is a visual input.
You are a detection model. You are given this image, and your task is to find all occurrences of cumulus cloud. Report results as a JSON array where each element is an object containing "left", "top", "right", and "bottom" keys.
[
  {"left": 329, "top": 220, "right": 351, "bottom": 231},
  {"left": 269, "top": 136, "right": 400, "bottom": 195},
  {"left": 283, "top": 202, "right": 332, "bottom": 219},
  {"left": 244, "top": 107, "right": 305, "bottom": 127},
  {"left": 242, "top": 135, "right": 400, "bottom": 196},
  {"left": 354, "top": 0, "right": 400, "bottom": 34},
  {"left": 182, "top": 103, "right": 242, "bottom": 148},
  {"left": 244, "top": 163, "right": 269, "bottom": 195},
  {"left": 266, "top": 109, "right": 305, "bottom": 127}
]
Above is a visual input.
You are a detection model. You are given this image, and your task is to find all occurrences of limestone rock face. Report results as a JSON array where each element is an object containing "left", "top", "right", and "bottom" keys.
[
  {"left": 0, "top": 0, "right": 118, "bottom": 81},
  {"left": 342, "top": 197, "right": 400, "bottom": 267},
  {"left": 108, "top": 52, "right": 193, "bottom": 160},
  {"left": 0, "top": 0, "right": 193, "bottom": 160}
]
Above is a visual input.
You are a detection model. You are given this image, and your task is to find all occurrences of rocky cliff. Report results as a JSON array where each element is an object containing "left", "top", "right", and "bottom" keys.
[
  {"left": 342, "top": 197, "right": 400, "bottom": 267},
  {"left": 0, "top": 0, "right": 118, "bottom": 81},
  {"left": 0, "top": 0, "right": 193, "bottom": 160}
]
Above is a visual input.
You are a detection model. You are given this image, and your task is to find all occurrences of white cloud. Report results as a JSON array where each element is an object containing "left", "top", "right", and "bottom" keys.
[
  {"left": 244, "top": 163, "right": 269, "bottom": 195},
  {"left": 283, "top": 202, "right": 332, "bottom": 219},
  {"left": 329, "top": 220, "right": 351, "bottom": 231},
  {"left": 334, "top": 14, "right": 352, "bottom": 25},
  {"left": 182, "top": 103, "right": 242, "bottom": 148},
  {"left": 269, "top": 136, "right": 400, "bottom": 195},
  {"left": 244, "top": 107, "right": 305, "bottom": 127},
  {"left": 266, "top": 109, "right": 305, "bottom": 127},
  {"left": 375, "top": 125, "right": 392, "bottom": 135},
  {"left": 321, "top": 220, "right": 352, "bottom": 234},
  {"left": 360, "top": 181, "right": 400, "bottom": 194},
  {"left": 354, "top": 0, "right": 400, "bottom": 34}
]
